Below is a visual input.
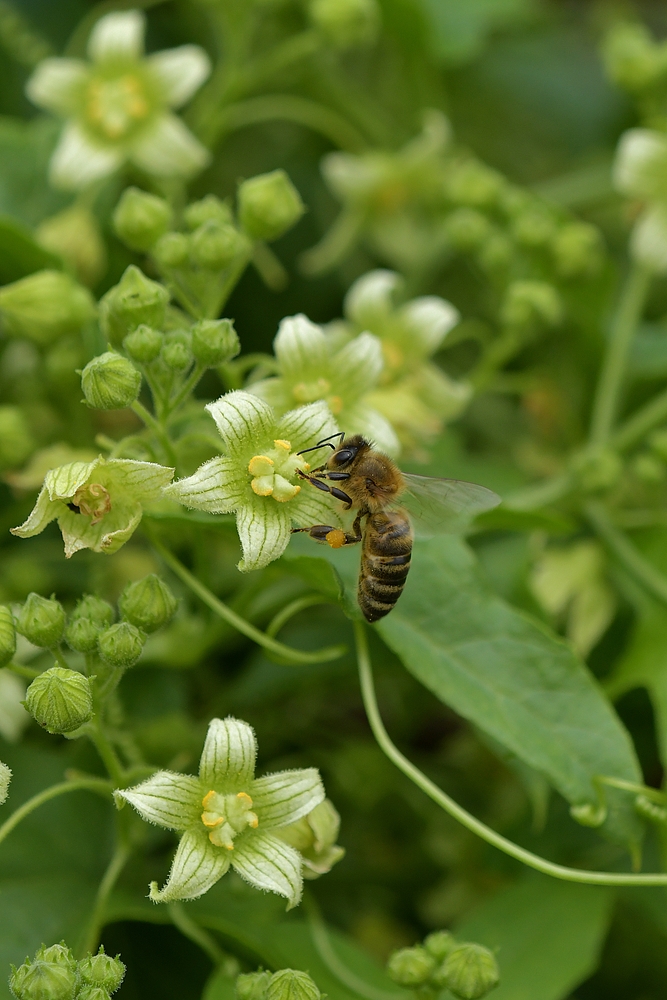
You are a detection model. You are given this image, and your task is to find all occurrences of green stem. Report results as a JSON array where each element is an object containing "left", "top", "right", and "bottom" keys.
[
  {"left": 215, "top": 95, "right": 367, "bottom": 152},
  {"left": 169, "top": 903, "right": 234, "bottom": 968},
  {"left": 148, "top": 534, "right": 346, "bottom": 665},
  {"left": 585, "top": 501, "right": 667, "bottom": 606},
  {"left": 469, "top": 326, "right": 524, "bottom": 392},
  {"left": 79, "top": 841, "right": 131, "bottom": 956},
  {"left": 89, "top": 721, "right": 126, "bottom": 787},
  {"left": 589, "top": 263, "right": 651, "bottom": 447},
  {"left": 503, "top": 471, "right": 575, "bottom": 512},
  {"left": 130, "top": 400, "right": 177, "bottom": 467},
  {"left": 613, "top": 386, "right": 667, "bottom": 452},
  {"left": 299, "top": 207, "right": 365, "bottom": 276},
  {"left": 266, "top": 595, "right": 329, "bottom": 638},
  {"left": 354, "top": 620, "right": 667, "bottom": 886},
  {"left": 3, "top": 662, "right": 40, "bottom": 680},
  {"left": 0, "top": 778, "right": 112, "bottom": 848},
  {"left": 252, "top": 242, "right": 288, "bottom": 292},
  {"left": 53, "top": 646, "right": 71, "bottom": 670},
  {"left": 166, "top": 363, "right": 206, "bottom": 418}
]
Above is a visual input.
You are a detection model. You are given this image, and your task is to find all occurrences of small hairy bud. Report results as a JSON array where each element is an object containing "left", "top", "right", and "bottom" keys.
[
  {"left": 65, "top": 617, "right": 101, "bottom": 654},
  {"left": 71, "top": 596, "right": 115, "bottom": 628},
  {"left": 0, "top": 759, "right": 11, "bottom": 805},
  {"left": 236, "top": 971, "right": 273, "bottom": 1000},
  {"left": 191, "top": 318, "right": 240, "bottom": 367},
  {"left": 123, "top": 325, "right": 163, "bottom": 364},
  {"left": 238, "top": 170, "right": 304, "bottom": 242},
  {"left": 25, "top": 667, "right": 94, "bottom": 734},
  {"left": 184, "top": 194, "right": 233, "bottom": 230},
  {"left": 424, "top": 930, "right": 457, "bottom": 962},
  {"left": 387, "top": 947, "right": 436, "bottom": 987},
  {"left": 440, "top": 943, "right": 499, "bottom": 1000},
  {"left": 119, "top": 575, "right": 177, "bottom": 633},
  {"left": 97, "top": 622, "right": 145, "bottom": 668},
  {"left": 78, "top": 947, "right": 125, "bottom": 994},
  {"left": 153, "top": 232, "right": 190, "bottom": 269},
  {"left": 0, "top": 270, "right": 95, "bottom": 346},
  {"left": 308, "top": 0, "right": 380, "bottom": 48},
  {"left": 81, "top": 352, "right": 142, "bottom": 410},
  {"left": 190, "top": 221, "right": 244, "bottom": 270},
  {"left": 17, "top": 593, "right": 65, "bottom": 648},
  {"left": 0, "top": 406, "right": 35, "bottom": 469},
  {"left": 0, "top": 604, "right": 17, "bottom": 667},
  {"left": 10, "top": 943, "right": 77, "bottom": 1000},
  {"left": 551, "top": 222, "right": 604, "bottom": 278},
  {"left": 99, "top": 265, "right": 170, "bottom": 347},
  {"left": 266, "top": 970, "right": 321, "bottom": 1000},
  {"left": 113, "top": 187, "right": 173, "bottom": 251},
  {"left": 161, "top": 331, "right": 192, "bottom": 371},
  {"left": 35, "top": 946, "right": 75, "bottom": 971},
  {"left": 444, "top": 208, "right": 492, "bottom": 250},
  {"left": 76, "top": 989, "right": 111, "bottom": 1000}
]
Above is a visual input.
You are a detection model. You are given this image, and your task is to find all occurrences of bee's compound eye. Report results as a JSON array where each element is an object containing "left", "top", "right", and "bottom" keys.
[{"left": 333, "top": 448, "right": 355, "bottom": 466}]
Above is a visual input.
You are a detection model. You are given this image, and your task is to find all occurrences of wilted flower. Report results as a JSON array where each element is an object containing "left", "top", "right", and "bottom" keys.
[
  {"left": 276, "top": 798, "right": 345, "bottom": 878},
  {"left": 26, "top": 9, "right": 211, "bottom": 189}
]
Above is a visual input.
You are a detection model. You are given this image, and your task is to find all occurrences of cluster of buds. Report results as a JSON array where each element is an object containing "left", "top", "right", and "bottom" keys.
[
  {"left": 306, "top": 0, "right": 380, "bottom": 49},
  {"left": 10, "top": 943, "right": 124, "bottom": 1000},
  {"left": 387, "top": 930, "right": 499, "bottom": 1000},
  {"left": 236, "top": 969, "right": 321, "bottom": 1000},
  {"left": 602, "top": 21, "right": 667, "bottom": 120}
]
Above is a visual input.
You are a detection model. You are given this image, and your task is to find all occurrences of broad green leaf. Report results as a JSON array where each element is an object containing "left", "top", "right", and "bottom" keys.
[
  {"left": 285, "top": 534, "right": 643, "bottom": 845},
  {"left": 0, "top": 116, "right": 67, "bottom": 227},
  {"left": 0, "top": 216, "right": 61, "bottom": 284},
  {"left": 415, "top": 0, "right": 538, "bottom": 65},
  {"left": 456, "top": 876, "right": 614, "bottom": 1000}
]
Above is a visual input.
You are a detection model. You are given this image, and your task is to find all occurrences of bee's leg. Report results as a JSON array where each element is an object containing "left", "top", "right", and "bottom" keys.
[
  {"left": 313, "top": 471, "right": 351, "bottom": 481},
  {"left": 291, "top": 511, "right": 366, "bottom": 549},
  {"left": 296, "top": 469, "right": 354, "bottom": 509}
]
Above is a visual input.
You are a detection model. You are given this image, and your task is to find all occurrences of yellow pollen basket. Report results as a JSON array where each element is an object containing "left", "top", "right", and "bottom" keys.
[
  {"left": 201, "top": 789, "right": 259, "bottom": 849},
  {"left": 248, "top": 440, "right": 307, "bottom": 503}
]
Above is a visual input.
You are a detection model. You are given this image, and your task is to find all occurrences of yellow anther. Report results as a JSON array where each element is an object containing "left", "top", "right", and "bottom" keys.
[
  {"left": 251, "top": 475, "right": 275, "bottom": 497},
  {"left": 202, "top": 790, "right": 217, "bottom": 809},
  {"left": 201, "top": 811, "right": 224, "bottom": 828},
  {"left": 273, "top": 439, "right": 291, "bottom": 452},
  {"left": 237, "top": 792, "right": 253, "bottom": 806},
  {"left": 327, "top": 395, "right": 343, "bottom": 415},
  {"left": 248, "top": 813, "right": 259, "bottom": 829},
  {"left": 248, "top": 455, "right": 274, "bottom": 477}
]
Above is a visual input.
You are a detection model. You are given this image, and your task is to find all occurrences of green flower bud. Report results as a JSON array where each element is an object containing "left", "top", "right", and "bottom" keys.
[
  {"left": 78, "top": 947, "right": 125, "bottom": 994},
  {"left": 36, "top": 946, "right": 76, "bottom": 971},
  {"left": 81, "top": 352, "right": 142, "bottom": 410},
  {"left": 184, "top": 195, "right": 233, "bottom": 231},
  {"left": 266, "top": 970, "right": 321, "bottom": 1000},
  {"left": 119, "top": 575, "right": 177, "bottom": 633},
  {"left": 0, "top": 406, "right": 35, "bottom": 468},
  {"left": 0, "top": 605, "right": 16, "bottom": 667},
  {"left": 387, "top": 947, "right": 436, "bottom": 987},
  {"left": 602, "top": 22, "right": 665, "bottom": 92},
  {"left": 0, "top": 760, "right": 11, "bottom": 805},
  {"left": 113, "top": 187, "right": 173, "bottom": 252},
  {"left": 308, "top": 0, "right": 380, "bottom": 48},
  {"left": 632, "top": 452, "right": 665, "bottom": 483},
  {"left": 551, "top": 222, "right": 604, "bottom": 278},
  {"left": 64, "top": 617, "right": 101, "bottom": 654},
  {"left": 10, "top": 944, "right": 77, "bottom": 1000},
  {"left": 444, "top": 208, "right": 492, "bottom": 250},
  {"left": 99, "top": 265, "right": 170, "bottom": 347},
  {"left": 17, "top": 593, "right": 65, "bottom": 647},
  {"left": 190, "top": 221, "right": 244, "bottom": 270},
  {"left": 153, "top": 232, "right": 190, "bottom": 269},
  {"left": 444, "top": 161, "right": 505, "bottom": 208},
  {"left": 161, "top": 330, "right": 192, "bottom": 372},
  {"left": 191, "top": 319, "right": 240, "bottom": 367},
  {"left": 511, "top": 207, "right": 558, "bottom": 247},
  {"left": 0, "top": 270, "right": 95, "bottom": 346},
  {"left": 236, "top": 971, "right": 273, "bottom": 1000},
  {"left": 238, "top": 170, "right": 304, "bottom": 242},
  {"left": 77, "top": 989, "right": 110, "bottom": 1000},
  {"left": 71, "top": 596, "right": 115, "bottom": 628},
  {"left": 424, "top": 930, "right": 457, "bottom": 962},
  {"left": 571, "top": 446, "right": 622, "bottom": 493},
  {"left": 36, "top": 206, "right": 106, "bottom": 288},
  {"left": 477, "top": 232, "right": 513, "bottom": 272},
  {"left": 123, "top": 325, "right": 163, "bottom": 364},
  {"left": 649, "top": 427, "right": 667, "bottom": 461},
  {"left": 97, "top": 622, "right": 145, "bottom": 668},
  {"left": 440, "top": 943, "right": 499, "bottom": 1000},
  {"left": 25, "top": 667, "right": 94, "bottom": 734},
  {"left": 501, "top": 280, "right": 562, "bottom": 329}
]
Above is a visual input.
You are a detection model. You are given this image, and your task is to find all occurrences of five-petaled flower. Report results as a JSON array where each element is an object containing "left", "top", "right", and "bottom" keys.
[
  {"left": 11, "top": 456, "right": 173, "bottom": 557},
  {"left": 164, "top": 391, "right": 344, "bottom": 571},
  {"left": 116, "top": 716, "right": 327, "bottom": 907},
  {"left": 26, "top": 9, "right": 211, "bottom": 190}
]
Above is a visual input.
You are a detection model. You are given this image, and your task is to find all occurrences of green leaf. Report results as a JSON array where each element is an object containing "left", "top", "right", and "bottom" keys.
[
  {"left": 0, "top": 215, "right": 61, "bottom": 284},
  {"left": 415, "top": 0, "right": 538, "bottom": 65},
  {"left": 0, "top": 116, "right": 67, "bottom": 227},
  {"left": 456, "top": 876, "right": 614, "bottom": 1000}
]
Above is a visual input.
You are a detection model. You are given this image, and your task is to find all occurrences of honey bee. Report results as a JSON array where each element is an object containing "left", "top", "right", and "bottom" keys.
[{"left": 292, "top": 433, "right": 501, "bottom": 623}]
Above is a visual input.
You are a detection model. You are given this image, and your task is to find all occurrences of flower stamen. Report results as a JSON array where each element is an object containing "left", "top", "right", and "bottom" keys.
[
  {"left": 201, "top": 788, "right": 259, "bottom": 848},
  {"left": 70, "top": 482, "right": 112, "bottom": 524}
]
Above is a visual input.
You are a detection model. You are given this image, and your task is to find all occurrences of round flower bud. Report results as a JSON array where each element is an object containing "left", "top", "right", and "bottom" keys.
[
  {"left": 308, "top": 0, "right": 380, "bottom": 48},
  {"left": 161, "top": 329, "right": 192, "bottom": 371},
  {"left": 71, "top": 595, "right": 115, "bottom": 628},
  {"left": 97, "top": 622, "right": 145, "bottom": 668},
  {"left": 78, "top": 947, "right": 125, "bottom": 994},
  {"left": 191, "top": 319, "right": 240, "bottom": 367},
  {"left": 119, "top": 575, "right": 177, "bottom": 633},
  {"left": 0, "top": 605, "right": 17, "bottom": 667},
  {"left": 424, "top": 930, "right": 457, "bottom": 962},
  {"left": 501, "top": 280, "right": 562, "bottom": 329},
  {"left": 511, "top": 207, "right": 558, "bottom": 248},
  {"left": 37, "top": 205, "right": 107, "bottom": 288},
  {"left": 36, "top": 945, "right": 76, "bottom": 971},
  {"left": 0, "top": 270, "right": 95, "bottom": 346},
  {"left": 184, "top": 194, "right": 233, "bottom": 231},
  {"left": 65, "top": 616, "right": 102, "bottom": 654},
  {"left": 0, "top": 406, "right": 35, "bottom": 469},
  {"left": 10, "top": 945, "right": 77, "bottom": 1000},
  {"left": 190, "top": 221, "right": 244, "bottom": 270},
  {"left": 571, "top": 446, "right": 622, "bottom": 493},
  {"left": 238, "top": 170, "right": 304, "bottom": 242},
  {"left": 17, "top": 593, "right": 65, "bottom": 648},
  {"left": 152, "top": 232, "right": 190, "bottom": 269},
  {"left": 123, "top": 325, "right": 163, "bottom": 364},
  {"left": 76, "top": 988, "right": 111, "bottom": 1000},
  {"left": 236, "top": 971, "right": 273, "bottom": 1000},
  {"left": 440, "top": 943, "right": 499, "bottom": 1000},
  {"left": 444, "top": 161, "right": 505, "bottom": 208},
  {"left": 444, "top": 208, "right": 492, "bottom": 251},
  {"left": 266, "top": 970, "right": 321, "bottom": 1000},
  {"left": 81, "top": 352, "right": 142, "bottom": 410},
  {"left": 0, "top": 760, "right": 11, "bottom": 805},
  {"left": 25, "top": 666, "right": 94, "bottom": 734},
  {"left": 99, "top": 265, "right": 170, "bottom": 347},
  {"left": 387, "top": 947, "right": 436, "bottom": 987},
  {"left": 602, "top": 22, "right": 663, "bottom": 92},
  {"left": 113, "top": 187, "right": 173, "bottom": 252},
  {"left": 551, "top": 222, "right": 604, "bottom": 278}
]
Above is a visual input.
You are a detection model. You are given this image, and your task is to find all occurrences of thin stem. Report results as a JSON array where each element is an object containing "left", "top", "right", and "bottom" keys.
[
  {"left": 586, "top": 501, "right": 667, "bottom": 606},
  {"left": 148, "top": 534, "right": 346, "bottom": 665},
  {"left": 53, "top": 646, "right": 71, "bottom": 670},
  {"left": 170, "top": 903, "right": 235, "bottom": 969},
  {"left": 266, "top": 595, "right": 329, "bottom": 638},
  {"left": 89, "top": 721, "right": 126, "bottom": 787},
  {"left": 166, "top": 363, "right": 206, "bottom": 418},
  {"left": 215, "top": 95, "right": 367, "bottom": 152},
  {"left": 299, "top": 208, "right": 365, "bottom": 276},
  {"left": 590, "top": 263, "right": 651, "bottom": 447},
  {"left": 613, "top": 386, "right": 667, "bottom": 452},
  {"left": 469, "top": 327, "right": 524, "bottom": 392},
  {"left": 0, "top": 778, "right": 112, "bottom": 848},
  {"left": 3, "top": 662, "right": 40, "bottom": 680},
  {"left": 252, "top": 242, "right": 288, "bottom": 292},
  {"left": 503, "top": 471, "right": 575, "bottom": 512},
  {"left": 79, "top": 841, "right": 131, "bottom": 956},
  {"left": 130, "top": 400, "right": 177, "bottom": 467},
  {"left": 354, "top": 620, "right": 667, "bottom": 886}
]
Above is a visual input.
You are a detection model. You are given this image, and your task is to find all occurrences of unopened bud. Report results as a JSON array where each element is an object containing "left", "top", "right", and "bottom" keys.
[
  {"left": 387, "top": 947, "right": 436, "bottom": 987},
  {"left": 17, "top": 593, "right": 65, "bottom": 647},
  {"left": 10, "top": 944, "right": 77, "bottom": 1000},
  {"left": 153, "top": 232, "right": 190, "bottom": 269},
  {"left": 440, "top": 943, "right": 499, "bottom": 1000},
  {"left": 113, "top": 187, "right": 172, "bottom": 251},
  {"left": 571, "top": 446, "right": 622, "bottom": 493},
  {"left": 161, "top": 331, "right": 192, "bottom": 371},
  {"left": 238, "top": 170, "right": 304, "bottom": 242},
  {"left": 477, "top": 233, "right": 513, "bottom": 272},
  {"left": 184, "top": 194, "right": 233, "bottom": 230},
  {"left": 444, "top": 208, "right": 492, "bottom": 250},
  {"left": 65, "top": 617, "right": 101, "bottom": 654},
  {"left": 97, "top": 622, "right": 145, "bottom": 668},
  {"left": 0, "top": 606, "right": 16, "bottom": 667},
  {"left": 602, "top": 22, "right": 665, "bottom": 92},
  {"left": 36, "top": 205, "right": 107, "bottom": 287},
  {"left": 308, "top": 0, "right": 380, "bottom": 48},
  {"left": 444, "top": 161, "right": 505, "bottom": 208},
  {"left": 236, "top": 971, "right": 273, "bottom": 1000},
  {"left": 77, "top": 989, "right": 110, "bottom": 1000},
  {"left": 501, "top": 280, "right": 562, "bottom": 329},
  {"left": 0, "top": 270, "right": 95, "bottom": 346},
  {"left": 71, "top": 595, "right": 115, "bottom": 628},
  {"left": 0, "top": 760, "right": 11, "bottom": 804},
  {"left": 36, "top": 946, "right": 76, "bottom": 971},
  {"left": 551, "top": 222, "right": 604, "bottom": 278},
  {"left": 511, "top": 207, "right": 558, "bottom": 247},
  {"left": 25, "top": 666, "right": 94, "bottom": 734},
  {"left": 190, "top": 221, "right": 244, "bottom": 270},
  {"left": 81, "top": 352, "right": 141, "bottom": 410},
  {"left": 424, "top": 930, "right": 457, "bottom": 962},
  {"left": 99, "top": 265, "right": 170, "bottom": 347},
  {"left": 266, "top": 970, "right": 321, "bottom": 1000},
  {"left": 0, "top": 406, "right": 35, "bottom": 468},
  {"left": 191, "top": 319, "right": 240, "bottom": 366},
  {"left": 123, "top": 325, "right": 163, "bottom": 364},
  {"left": 119, "top": 575, "right": 177, "bottom": 633},
  {"left": 78, "top": 947, "right": 125, "bottom": 994}
]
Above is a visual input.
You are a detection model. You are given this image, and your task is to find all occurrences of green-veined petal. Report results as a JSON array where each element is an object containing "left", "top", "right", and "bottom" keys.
[
  {"left": 115, "top": 772, "right": 202, "bottom": 831},
  {"left": 231, "top": 830, "right": 303, "bottom": 909},
  {"left": 252, "top": 768, "right": 325, "bottom": 830},
  {"left": 206, "top": 391, "right": 275, "bottom": 460},
  {"left": 49, "top": 122, "right": 124, "bottom": 190},
  {"left": 344, "top": 269, "right": 399, "bottom": 328},
  {"left": 149, "top": 826, "right": 230, "bottom": 902},
  {"left": 164, "top": 457, "right": 246, "bottom": 513},
  {"left": 276, "top": 400, "right": 339, "bottom": 454},
  {"left": 58, "top": 500, "right": 142, "bottom": 558},
  {"left": 399, "top": 296, "right": 459, "bottom": 355},
  {"left": 10, "top": 486, "right": 60, "bottom": 540},
  {"left": 333, "top": 332, "right": 383, "bottom": 400},
  {"left": 130, "top": 113, "right": 211, "bottom": 178},
  {"left": 199, "top": 717, "right": 257, "bottom": 791},
  {"left": 274, "top": 314, "right": 329, "bottom": 380},
  {"left": 236, "top": 495, "right": 291, "bottom": 571}
]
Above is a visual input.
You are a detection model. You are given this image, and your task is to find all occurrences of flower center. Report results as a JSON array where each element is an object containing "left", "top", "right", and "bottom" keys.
[
  {"left": 292, "top": 378, "right": 331, "bottom": 404},
  {"left": 201, "top": 790, "right": 258, "bottom": 849},
  {"left": 248, "top": 439, "right": 309, "bottom": 503},
  {"left": 68, "top": 483, "right": 111, "bottom": 524},
  {"left": 86, "top": 73, "right": 150, "bottom": 139}
]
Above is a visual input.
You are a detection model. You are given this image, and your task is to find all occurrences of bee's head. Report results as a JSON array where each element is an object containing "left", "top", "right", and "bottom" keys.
[{"left": 329, "top": 435, "right": 368, "bottom": 469}]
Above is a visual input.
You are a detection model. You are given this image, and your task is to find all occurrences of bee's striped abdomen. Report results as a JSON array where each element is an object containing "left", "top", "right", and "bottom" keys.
[{"left": 358, "top": 511, "right": 413, "bottom": 623}]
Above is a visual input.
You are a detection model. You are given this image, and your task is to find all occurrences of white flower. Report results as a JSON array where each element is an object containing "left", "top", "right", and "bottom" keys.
[
  {"left": 613, "top": 127, "right": 667, "bottom": 273},
  {"left": 26, "top": 10, "right": 211, "bottom": 190}
]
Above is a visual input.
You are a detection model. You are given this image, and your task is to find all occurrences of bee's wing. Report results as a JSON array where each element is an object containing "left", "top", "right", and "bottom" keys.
[{"left": 397, "top": 474, "right": 501, "bottom": 535}]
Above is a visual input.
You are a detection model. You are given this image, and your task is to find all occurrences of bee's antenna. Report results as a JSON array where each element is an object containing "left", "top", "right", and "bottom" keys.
[{"left": 297, "top": 432, "right": 345, "bottom": 456}]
